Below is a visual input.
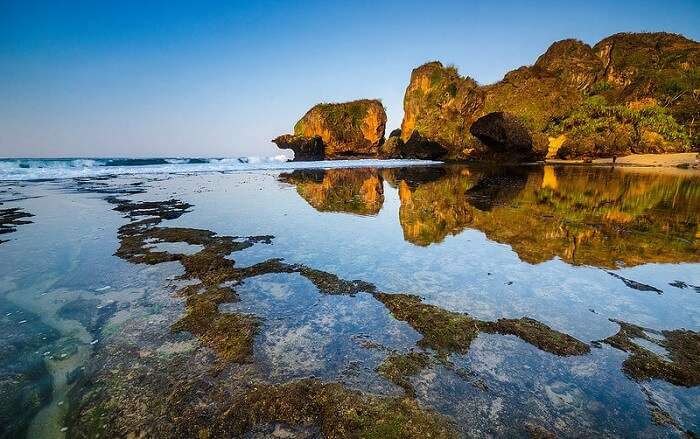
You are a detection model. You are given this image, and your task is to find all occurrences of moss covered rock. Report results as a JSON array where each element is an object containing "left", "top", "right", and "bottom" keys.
[
  {"left": 400, "top": 32, "right": 699, "bottom": 160},
  {"left": 274, "top": 99, "right": 387, "bottom": 160}
]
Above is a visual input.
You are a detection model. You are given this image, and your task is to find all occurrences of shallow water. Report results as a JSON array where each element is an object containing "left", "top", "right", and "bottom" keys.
[{"left": 1, "top": 164, "right": 699, "bottom": 438}]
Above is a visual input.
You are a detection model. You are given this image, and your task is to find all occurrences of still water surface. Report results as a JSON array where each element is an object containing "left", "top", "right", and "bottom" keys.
[{"left": 1, "top": 164, "right": 699, "bottom": 438}]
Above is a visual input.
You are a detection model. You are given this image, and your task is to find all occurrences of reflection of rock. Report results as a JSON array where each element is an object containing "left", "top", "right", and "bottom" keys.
[
  {"left": 279, "top": 169, "right": 384, "bottom": 216},
  {"left": 392, "top": 165, "right": 700, "bottom": 267},
  {"left": 464, "top": 168, "right": 528, "bottom": 211},
  {"left": 383, "top": 166, "right": 447, "bottom": 189},
  {"left": 273, "top": 100, "right": 387, "bottom": 160}
]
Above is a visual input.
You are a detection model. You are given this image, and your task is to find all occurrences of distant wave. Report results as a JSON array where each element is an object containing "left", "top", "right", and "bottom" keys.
[{"left": 0, "top": 156, "right": 439, "bottom": 181}]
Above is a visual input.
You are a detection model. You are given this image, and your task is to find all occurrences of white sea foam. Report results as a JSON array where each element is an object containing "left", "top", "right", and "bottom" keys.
[{"left": 0, "top": 157, "right": 440, "bottom": 181}]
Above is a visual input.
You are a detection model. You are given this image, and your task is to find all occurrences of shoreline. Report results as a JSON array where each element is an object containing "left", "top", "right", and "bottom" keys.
[{"left": 546, "top": 152, "right": 699, "bottom": 169}]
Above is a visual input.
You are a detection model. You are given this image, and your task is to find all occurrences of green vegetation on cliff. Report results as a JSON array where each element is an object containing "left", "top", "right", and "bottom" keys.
[
  {"left": 400, "top": 32, "right": 700, "bottom": 160},
  {"left": 550, "top": 96, "right": 690, "bottom": 158},
  {"left": 290, "top": 99, "right": 387, "bottom": 157}
]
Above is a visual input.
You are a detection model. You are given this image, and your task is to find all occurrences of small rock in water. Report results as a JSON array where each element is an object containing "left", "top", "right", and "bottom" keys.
[
  {"left": 58, "top": 401, "right": 64, "bottom": 406},
  {"left": 95, "top": 286, "right": 111, "bottom": 292},
  {"left": 90, "top": 339, "right": 99, "bottom": 345},
  {"left": 18, "top": 319, "right": 27, "bottom": 324}
]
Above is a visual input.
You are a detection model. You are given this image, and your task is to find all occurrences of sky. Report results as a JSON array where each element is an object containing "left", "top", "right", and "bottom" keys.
[{"left": 1, "top": 0, "right": 699, "bottom": 158}]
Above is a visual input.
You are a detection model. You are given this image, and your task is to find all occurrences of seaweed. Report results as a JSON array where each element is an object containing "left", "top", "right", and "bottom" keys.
[
  {"left": 374, "top": 292, "right": 590, "bottom": 357},
  {"left": 220, "top": 379, "right": 458, "bottom": 438},
  {"left": 598, "top": 319, "right": 700, "bottom": 387},
  {"left": 376, "top": 351, "right": 431, "bottom": 397}
]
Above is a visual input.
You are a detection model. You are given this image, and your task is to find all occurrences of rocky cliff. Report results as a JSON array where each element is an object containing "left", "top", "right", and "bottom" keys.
[
  {"left": 273, "top": 99, "right": 387, "bottom": 160},
  {"left": 400, "top": 32, "right": 699, "bottom": 160}
]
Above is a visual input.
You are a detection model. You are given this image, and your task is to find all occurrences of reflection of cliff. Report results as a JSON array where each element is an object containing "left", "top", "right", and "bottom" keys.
[
  {"left": 392, "top": 169, "right": 476, "bottom": 246},
  {"left": 279, "top": 169, "right": 384, "bottom": 216},
  {"left": 392, "top": 166, "right": 700, "bottom": 268}
]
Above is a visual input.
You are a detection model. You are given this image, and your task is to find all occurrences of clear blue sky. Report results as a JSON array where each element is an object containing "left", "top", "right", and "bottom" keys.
[{"left": 1, "top": 0, "right": 699, "bottom": 158}]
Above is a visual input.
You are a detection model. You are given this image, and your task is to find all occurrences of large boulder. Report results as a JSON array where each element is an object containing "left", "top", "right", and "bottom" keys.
[
  {"left": 272, "top": 134, "right": 324, "bottom": 161},
  {"left": 274, "top": 99, "right": 387, "bottom": 160}
]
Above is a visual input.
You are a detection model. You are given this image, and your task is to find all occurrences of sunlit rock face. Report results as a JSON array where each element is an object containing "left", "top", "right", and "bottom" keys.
[
  {"left": 390, "top": 166, "right": 700, "bottom": 268},
  {"left": 400, "top": 32, "right": 699, "bottom": 160},
  {"left": 273, "top": 99, "right": 387, "bottom": 160},
  {"left": 279, "top": 168, "right": 384, "bottom": 216}
]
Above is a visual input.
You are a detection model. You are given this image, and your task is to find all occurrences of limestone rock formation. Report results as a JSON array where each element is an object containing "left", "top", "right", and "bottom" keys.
[
  {"left": 273, "top": 99, "right": 387, "bottom": 160},
  {"left": 400, "top": 32, "right": 699, "bottom": 160},
  {"left": 272, "top": 134, "right": 324, "bottom": 161},
  {"left": 469, "top": 112, "right": 534, "bottom": 160},
  {"left": 379, "top": 129, "right": 403, "bottom": 158}
]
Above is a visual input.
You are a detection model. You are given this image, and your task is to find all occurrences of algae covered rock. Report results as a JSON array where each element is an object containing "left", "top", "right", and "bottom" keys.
[
  {"left": 274, "top": 99, "right": 387, "bottom": 160},
  {"left": 379, "top": 128, "right": 403, "bottom": 158},
  {"left": 400, "top": 61, "right": 484, "bottom": 159}
]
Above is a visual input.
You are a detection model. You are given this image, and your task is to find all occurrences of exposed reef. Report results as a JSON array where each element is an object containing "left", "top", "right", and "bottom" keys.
[
  {"left": 606, "top": 271, "right": 663, "bottom": 294},
  {"left": 63, "top": 179, "right": 697, "bottom": 437},
  {"left": 375, "top": 293, "right": 590, "bottom": 357},
  {"left": 598, "top": 319, "right": 700, "bottom": 387},
  {"left": 274, "top": 99, "right": 387, "bottom": 160},
  {"left": 221, "top": 379, "right": 458, "bottom": 438},
  {"left": 0, "top": 206, "right": 34, "bottom": 243},
  {"left": 376, "top": 351, "right": 431, "bottom": 397}
]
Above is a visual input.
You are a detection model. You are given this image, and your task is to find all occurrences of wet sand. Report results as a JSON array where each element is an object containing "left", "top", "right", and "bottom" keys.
[{"left": 548, "top": 152, "right": 699, "bottom": 170}]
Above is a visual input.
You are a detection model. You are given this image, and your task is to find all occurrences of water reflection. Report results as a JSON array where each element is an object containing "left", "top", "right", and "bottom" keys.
[
  {"left": 279, "top": 168, "right": 384, "bottom": 216},
  {"left": 281, "top": 165, "right": 700, "bottom": 268}
]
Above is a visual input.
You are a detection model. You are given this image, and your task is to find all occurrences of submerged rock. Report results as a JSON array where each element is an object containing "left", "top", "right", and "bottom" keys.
[
  {"left": 273, "top": 99, "right": 387, "bottom": 160},
  {"left": 0, "top": 299, "right": 59, "bottom": 438},
  {"left": 598, "top": 319, "right": 700, "bottom": 387}
]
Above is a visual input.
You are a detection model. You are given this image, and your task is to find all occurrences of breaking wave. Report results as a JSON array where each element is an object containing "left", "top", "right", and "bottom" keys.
[{"left": 0, "top": 156, "right": 439, "bottom": 181}]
